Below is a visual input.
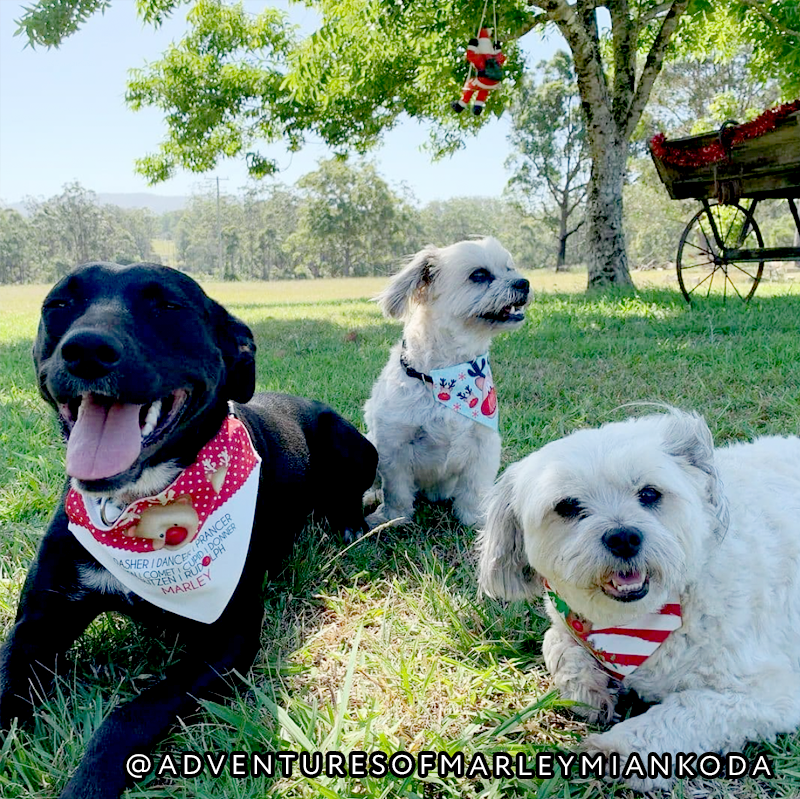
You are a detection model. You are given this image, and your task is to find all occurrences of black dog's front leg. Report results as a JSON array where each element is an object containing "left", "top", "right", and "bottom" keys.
[
  {"left": 58, "top": 592, "right": 265, "bottom": 799},
  {"left": 0, "top": 512, "right": 105, "bottom": 728}
]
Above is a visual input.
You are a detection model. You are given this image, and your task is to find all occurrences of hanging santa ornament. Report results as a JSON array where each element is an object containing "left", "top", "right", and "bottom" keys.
[{"left": 452, "top": 0, "right": 505, "bottom": 116}]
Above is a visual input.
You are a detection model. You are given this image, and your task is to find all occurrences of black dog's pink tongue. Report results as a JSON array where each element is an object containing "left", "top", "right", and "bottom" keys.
[{"left": 66, "top": 394, "right": 143, "bottom": 481}]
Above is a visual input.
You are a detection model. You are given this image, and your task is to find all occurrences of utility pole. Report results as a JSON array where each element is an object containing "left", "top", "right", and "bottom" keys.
[{"left": 214, "top": 176, "right": 229, "bottom": 277}]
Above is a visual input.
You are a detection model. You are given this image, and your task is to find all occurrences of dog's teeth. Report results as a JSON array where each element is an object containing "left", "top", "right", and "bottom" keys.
[
  {"left": 610, "top": 571, "right": 646, "bottom": 592},
  {"left": 140, "top": 399, "right": 162, "bottom": 439}
]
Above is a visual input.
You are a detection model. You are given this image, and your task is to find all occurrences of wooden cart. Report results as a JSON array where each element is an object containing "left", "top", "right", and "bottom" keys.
[{"left": 650, "top": 106, "right": 800, "bottom": 303}]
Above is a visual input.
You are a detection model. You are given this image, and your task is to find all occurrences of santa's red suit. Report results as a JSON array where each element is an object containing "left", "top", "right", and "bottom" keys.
[{"left": 452, "top": 28, "right": 506, "bottom": 116}]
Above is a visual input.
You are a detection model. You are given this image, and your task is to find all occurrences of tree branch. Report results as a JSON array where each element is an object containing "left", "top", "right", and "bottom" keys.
[
  {"left": 624, "top": 0, "right": 691, "bottom": 141},
  {"left": 543, "top": 170, "right": 565, "bottom": 204},
  {"left": 577, "top": 0, "right": 600, "bottom": 44},
  {"left": 532, "top": 1, "right": 611, "bottom": 137},
  {"left": 526, "top": 0, "right": 569, "bottom": 16},
  {"left": 565, "top": 219, "right": 586, "bottom": 238},
  {"left": 737, "top": 0, "right": 800, "bottom": 38},
  {"left": 567, "top": 186, "right": 589, "bottom": 215},
  {"left": 607, "top": 0, "right": 636, "bottom": 129},
  {"left": 635, "top": 2, "right": 674, "bottom": 28},
  {"left": 511, "top": 9, "right": 552, "bottom": 39}
]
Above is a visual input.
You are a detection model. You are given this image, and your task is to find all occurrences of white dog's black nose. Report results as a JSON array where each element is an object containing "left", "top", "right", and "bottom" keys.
[
  {"left": 60, "top": 330, "right": 123, "bottom": 380},
  {"left": 512, "top": 278, "right": 530, "bottom": 294},
  {"left": 602, "top": 527, "right": 643, "bottom": 560}
]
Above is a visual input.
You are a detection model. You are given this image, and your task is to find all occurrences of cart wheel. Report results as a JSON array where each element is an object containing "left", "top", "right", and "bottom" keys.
[{"left": 676, "top": 202, "right": 764, "bottom": 303}]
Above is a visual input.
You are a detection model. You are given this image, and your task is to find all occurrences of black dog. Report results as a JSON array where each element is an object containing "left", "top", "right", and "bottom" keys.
[{"left": 0, "top": 262, "right": 377, "bottom": 799}]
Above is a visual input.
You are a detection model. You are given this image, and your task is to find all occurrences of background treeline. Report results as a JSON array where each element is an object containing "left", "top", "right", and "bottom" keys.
[
  {"left": 0, "top": 50, "right": 800, "bottom": 283},
  {"left": 4, "top": 37, "right": 798, "bottom": 287},
  {"left": 3, "top": 43, "right": 797, "bottom": 286},
  {"left": 0, "top": 157, "right": 692, "bottom": 284},
  {"left": 0, "top": 163, "right": 558, "bottom": 284},
  {"left": 3, "top": 154, "right": 796, "bottom": 286}
]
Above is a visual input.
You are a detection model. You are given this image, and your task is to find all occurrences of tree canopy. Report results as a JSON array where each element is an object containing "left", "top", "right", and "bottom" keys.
[
  {"left": 16, "top": 0, "right": 800, "bottom": 287},
  {"left": 18, "top": 0, "right": 798, "bottom": 184}
]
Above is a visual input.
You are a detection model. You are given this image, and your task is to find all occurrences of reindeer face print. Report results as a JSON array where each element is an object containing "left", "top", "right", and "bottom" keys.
[
  {"left": 437, "top": 378, "right": 457, "bottom": 401},
  {"left": 427, "top": 356, "right": 499, "bottom": 431}
]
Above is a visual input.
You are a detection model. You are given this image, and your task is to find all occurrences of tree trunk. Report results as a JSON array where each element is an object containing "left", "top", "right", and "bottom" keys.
[
  {"left": 556, "top": 200, "right": 569, "bottom": 271},
  {"left": 556, "top": 237, "right": 567, "bottom": 271},
  {"left": 585, "top": 132, "right": 633, "bottom": 288}
]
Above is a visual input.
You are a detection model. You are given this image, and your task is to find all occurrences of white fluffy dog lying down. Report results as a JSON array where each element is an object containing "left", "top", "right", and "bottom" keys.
[{"left": 478, "top": 408, "right": 800, "bottom": 788}]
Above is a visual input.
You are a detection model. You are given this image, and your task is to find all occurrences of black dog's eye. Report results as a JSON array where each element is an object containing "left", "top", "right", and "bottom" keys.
[
  {"left": 141, "top": 282, "right": 186, "bottom": 312},
  {"left": 469, "top": 268, "right": 494, "bottom": 284},
  {"left": 43, "top": 298, "right": 71, "bottom": 310},
  {"left": 638, "top": 486, "right": 662, "bottom": 507},
  {"left": 554, "top": 498, "right": 586, "bottom": 519}
]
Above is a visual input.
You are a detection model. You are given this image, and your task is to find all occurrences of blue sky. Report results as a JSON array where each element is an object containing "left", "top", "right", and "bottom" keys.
[{"left": 0, "top": 1, "right": 563, "bottom": 206}]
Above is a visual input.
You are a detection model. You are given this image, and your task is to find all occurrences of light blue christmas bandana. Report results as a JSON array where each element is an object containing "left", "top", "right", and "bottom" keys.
[{"left": 429, "top": 355, "right": 499, "bottom": 431}]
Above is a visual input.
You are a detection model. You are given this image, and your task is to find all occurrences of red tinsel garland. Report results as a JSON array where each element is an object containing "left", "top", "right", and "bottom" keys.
[{"left": 650, "top": 100, "right": 800, "bottom": 168}]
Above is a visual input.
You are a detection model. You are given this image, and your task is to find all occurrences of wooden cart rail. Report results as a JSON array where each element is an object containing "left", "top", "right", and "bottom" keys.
[
  {"left": 650, "top": 104, "right": 800, "bottom": 302},
  {"left": 651, "top": 106, "right": 800, "bottom": 203}
]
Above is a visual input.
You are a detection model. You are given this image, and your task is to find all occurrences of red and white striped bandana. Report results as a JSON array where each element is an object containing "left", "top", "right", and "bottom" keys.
[{"left": 544, "top": 582, "right": 682, "bottom": 679}]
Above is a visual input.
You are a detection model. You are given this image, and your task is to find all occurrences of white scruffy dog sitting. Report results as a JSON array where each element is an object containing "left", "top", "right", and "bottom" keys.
[
  {"left": 478, "top": 407, "right": 800, "bottom": 789},
  {"left": 364, "top": 237, "right": 530, "bottom": 529}
]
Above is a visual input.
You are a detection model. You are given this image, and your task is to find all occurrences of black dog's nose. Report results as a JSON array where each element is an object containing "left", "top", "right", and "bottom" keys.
[
  {"left": 512, "top": 278, "right": 530, "bottom": 294},
  {"left": 602, "top": 527, "right": 643, "bottom": 560},
  {"left": 60, "top": 330, "right": 122, "bottom": 380}
]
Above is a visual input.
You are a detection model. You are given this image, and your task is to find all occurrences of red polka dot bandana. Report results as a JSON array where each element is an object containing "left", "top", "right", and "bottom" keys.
[{"left": 66, "top": 415, "right": 261, "bottom": 623}]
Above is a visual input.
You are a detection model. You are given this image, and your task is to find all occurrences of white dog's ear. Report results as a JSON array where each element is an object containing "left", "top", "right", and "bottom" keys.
[
  {"left": 477, "top": 466, "right": 542, "bottom": 600},
  {"left": 663, "top": 409, "right": 729, "bottom": 534},
  {"left": 378, "top": 246, "right": 439, "bottom": 318}
]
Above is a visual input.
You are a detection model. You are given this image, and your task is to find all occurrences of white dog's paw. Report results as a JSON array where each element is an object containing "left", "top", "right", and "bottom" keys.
[
  {"left": 362, "top": 487, "right": 383, "bottom": 510},
  {"left": 562, "top": 676, "right": 619, "bottom": 724},
  {"left": 365, "top": 506, "right": 410, "bottom": 529},
  {"left": 453, "top": 503, "right": 481, "bottom": 527},
  {"left": 581, "top": 730, "right": 673, "bottom": 791},
  {"left": 544, "top": 627, "right": 619, "bottom": 723}
]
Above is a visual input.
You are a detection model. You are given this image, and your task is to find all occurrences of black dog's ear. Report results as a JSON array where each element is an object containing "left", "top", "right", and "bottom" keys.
[
  {"left": 377, "top": 245, "right": 439, "bottom": 319},
  {"left": 211, "top": 303, "right": 256, "bottom": 403}
]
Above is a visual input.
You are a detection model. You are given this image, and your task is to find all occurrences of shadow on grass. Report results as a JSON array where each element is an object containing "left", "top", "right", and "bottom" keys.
[
  {"left": 492, "top": 288, "right": 800, "bottom": 457},
  {"left": 4, "top": 286, "right": 800, "bottom": 797}
]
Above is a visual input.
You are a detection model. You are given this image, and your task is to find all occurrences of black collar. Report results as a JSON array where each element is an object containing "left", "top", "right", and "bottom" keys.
[{"left": 399, "top": 342, "right": 433, "bottom": 385}]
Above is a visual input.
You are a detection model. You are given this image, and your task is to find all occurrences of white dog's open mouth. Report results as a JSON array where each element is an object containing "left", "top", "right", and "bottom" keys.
[
  {"left": 602, "top": 569, "right": 650, "bottom": 602},
  {"left": 479, "top": 303, "right": 526, "bottom": 324},
  {"left": 58, "top": 389, "right": 189, "bottom": 481}
]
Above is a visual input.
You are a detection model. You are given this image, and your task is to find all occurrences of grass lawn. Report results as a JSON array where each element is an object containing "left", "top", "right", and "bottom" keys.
[{"left": 1, "top": 267, "right": 800, "bottom": 798}]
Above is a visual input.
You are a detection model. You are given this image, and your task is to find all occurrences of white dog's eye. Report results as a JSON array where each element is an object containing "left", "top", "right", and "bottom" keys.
[
  {"left": 553, "top": 497, "right": 587, "bottom": 519},
  {"left": 637, "top": 486, "right": 662, "bottom": 507},
  {"left": 469, "top": 268, "right": 494, "bottom": 284}
]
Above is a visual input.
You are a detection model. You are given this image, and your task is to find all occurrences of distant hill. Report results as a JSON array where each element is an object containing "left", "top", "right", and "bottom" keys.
[
  {"left": 96, "top": 193, "right": 188, "bottom": 214},
  {"left": 4, "top": 193, "right": 188, "bottom": 216}
]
